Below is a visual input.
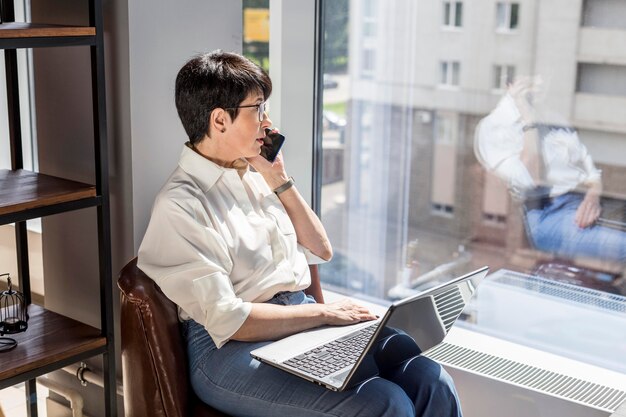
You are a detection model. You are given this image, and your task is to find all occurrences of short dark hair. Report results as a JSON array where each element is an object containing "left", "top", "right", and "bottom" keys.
[{"left": 175, "top": 50, "right": 272, "bottom": 145}]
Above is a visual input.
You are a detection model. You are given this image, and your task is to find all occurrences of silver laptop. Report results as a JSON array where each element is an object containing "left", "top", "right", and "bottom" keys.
[{"left": 251, "top": 266, "right": 489, "bottom": 391}]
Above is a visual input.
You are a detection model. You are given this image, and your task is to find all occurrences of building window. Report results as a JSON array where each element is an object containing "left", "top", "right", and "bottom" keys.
[
  {"left": 493, "top": 65, "right": 516, "bottom": 90},
  {"left": 435, "top": 112, "right": 458, "bottom": 145},
  {"left": 242, "top": 0, "right": 270, "bottom": 71},
  {"left": 582, "top": 0, "right": 626, "bottom": 30},
  {"left": 443, "top": 1, "right": 463, "bottom": 28},
  {"left": 361, "top": 48, "right": 376, "bottom": 79},
  {"left": 577, "top": 63, "right": 626, "bottom": 97},
  {"left": 496, "top": 2, "right": 519, "bottom": 31},
  {"left": 482, "top": 213, "right": 507, "bottom": 224},
  {"left": 440, "top": 61, "right": 461, "bottom": 86},
  {"left": 315, "top": 0, "right": 626, "bottom": 385},
  {"left": 431, "top": 113, "right": 458, "bottom": 216},
  {"left": 363, "top": 0, "right": 377, "bottom": 37},
  {"left": 432, "top": 203, "right": 455, "bottom": 216}
]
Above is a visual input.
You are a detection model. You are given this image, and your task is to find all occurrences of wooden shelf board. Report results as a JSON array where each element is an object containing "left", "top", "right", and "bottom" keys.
[
  {"left": 0, "top": 23, "right": 95, "bottom": 38},
  {"left": 0, "top": 169, "right": 96, "bottom": 216},
  {"left": 0, "top": 304, "right": 105, "bottom": 382}
]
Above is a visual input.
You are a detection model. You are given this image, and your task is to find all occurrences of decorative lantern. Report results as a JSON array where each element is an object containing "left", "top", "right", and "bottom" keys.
[{"left": 0, "top": 273, "right": 28, "bottom": 352}]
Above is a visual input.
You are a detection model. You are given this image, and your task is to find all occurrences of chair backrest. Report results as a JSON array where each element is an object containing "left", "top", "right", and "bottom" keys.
[{"left": 118, "top": 257, "right": 228, "bottom": 417}]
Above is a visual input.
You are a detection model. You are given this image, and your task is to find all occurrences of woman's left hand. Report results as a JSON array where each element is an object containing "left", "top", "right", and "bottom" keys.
[{"left": 575, "top": 190, "right": 601, "bottom": 229}]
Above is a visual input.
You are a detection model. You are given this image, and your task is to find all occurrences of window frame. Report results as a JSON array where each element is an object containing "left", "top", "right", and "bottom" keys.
[
  {"left": 496, "top": 2, "right": 520, "bottom": 32},
  {"left": 493, "top": 64, "right": 516, "bottom": 91},
  {"left": 439, "top": 60, "right": 461, "bottom": 88},
  {"left": 442, "top": 0, "right": 464, "bottom": 30}
]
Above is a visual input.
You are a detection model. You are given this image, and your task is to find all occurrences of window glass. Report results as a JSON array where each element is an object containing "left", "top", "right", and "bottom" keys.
[
  {"left": 454, "top": 2, "right": 463, "bottom": 27},
  {"left": 510, "top": 3, "right": 519, "bottom": 29},
  {"left": 318, "top": 0, "right": 626, "bottom": 374},
  {"left": 496, "top": 2, "right": 519, "bottom": 30},
  {"left": 443, "top": 2, "right": 452, "bottom": 26},
  {"left": 443, "top": 1, "right": 463, "bottom": 28},
  {"left": 493, "top": 64, "right": 516, "bottom": 90},
  {"left": 496, "top": 2, "right": 507, "bottom": 29},
  {"left": 242, "top": 0, "right": 270, "bottom": 72}
]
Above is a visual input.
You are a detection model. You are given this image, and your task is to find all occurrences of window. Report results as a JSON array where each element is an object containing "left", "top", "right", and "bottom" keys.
[
  {"left": 432, "top": 203, "right": 455, "bottom": 215},
  {"left": 443, "top": 1, "right": 463, "bottom": 28},
  {"left": 431, "top": 113, "right": 458, "bottom": 215},
  {"left": 317, "top": 0, "right": 626, "bottom": 379},
  {"left": 577, "top": 63, "right": 626, "bottom": 97},
  {"left": 439, "top": 60, "right": 460, "bottom": 86},
  {"left": 493, "top": 64, "right": 515, "bottom": 90},
  {"left": 496, "top": 2, "right": 520, "bottom": 31},
  {"left": 242, "top": 0, "right": 270, "bottom": 71},
  {"left": 361, "top": 48, "right": 376, "bottom": 78},
  {"left": 582, "top": 0, "right": 626, "bottom": 30},
  {"left": 482, "top": 172, "right": 509, "bottom": 226},
  {"left": 363, "top": 0, "right": 377, "bottom": 37}
]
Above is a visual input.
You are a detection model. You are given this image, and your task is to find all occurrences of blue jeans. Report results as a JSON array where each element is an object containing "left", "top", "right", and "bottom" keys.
[
  {"left": 526, "top": 192, "right": 626, "bottom": 262},
  {"left": 183, "top": 291, "right": 462, "bottom": 417}
]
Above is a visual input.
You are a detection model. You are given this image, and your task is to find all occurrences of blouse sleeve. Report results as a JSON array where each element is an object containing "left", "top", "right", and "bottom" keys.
[
  {"left": 138, "top": 196, "right": 251, "bottom": 349},
  {"left": 474, "top": 95, "right": 536, "bottom": 193}
]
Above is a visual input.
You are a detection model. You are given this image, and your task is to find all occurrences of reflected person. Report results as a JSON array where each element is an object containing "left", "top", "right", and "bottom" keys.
[{"left": 475, "top": 76, "right": 626, "bottom": 262}]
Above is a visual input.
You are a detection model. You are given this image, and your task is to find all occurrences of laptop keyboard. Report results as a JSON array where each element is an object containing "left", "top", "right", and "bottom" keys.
[{"left": 283, "top": 323, "right": 379, "bottom": 378}]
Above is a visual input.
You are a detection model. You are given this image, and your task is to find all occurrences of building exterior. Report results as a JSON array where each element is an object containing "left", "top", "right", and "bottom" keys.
[{"left": 321, "top": 0, "right": 626, "bottom": 299}]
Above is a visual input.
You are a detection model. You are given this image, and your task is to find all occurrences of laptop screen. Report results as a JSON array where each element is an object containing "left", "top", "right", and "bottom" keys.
[{"left": 384, "top": 267, "right": 486, "bottom": 354}]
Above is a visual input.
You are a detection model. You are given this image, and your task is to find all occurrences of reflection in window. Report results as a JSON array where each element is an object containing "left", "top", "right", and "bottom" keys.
[
  {"left": 496, "top": 2, "right": 519, "bottom": 31},
  {"left": 443, "top": 1, "right": 463, "bottom": 28},
  {"left": 320, "top": 0, "right": 626, "bottom": 318},
  {"left": 317, "top": 2, "right": 626, "bottom": 379},
  {"left": 431, "top": 113, "right": 458, "bottom": 217}
]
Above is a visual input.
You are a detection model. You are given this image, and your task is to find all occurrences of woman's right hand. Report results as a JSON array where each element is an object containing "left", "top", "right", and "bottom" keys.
[{"left": 322, "top": 299, "right": 377, "bottom": 326}]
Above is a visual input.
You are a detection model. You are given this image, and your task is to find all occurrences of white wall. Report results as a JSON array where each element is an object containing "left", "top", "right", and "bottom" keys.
[
  {"left": 269, "top": 0, "right": 317, "bottom": 206},
  {"left": 128, "top": 0, "right": 243, "bottom": 249}
]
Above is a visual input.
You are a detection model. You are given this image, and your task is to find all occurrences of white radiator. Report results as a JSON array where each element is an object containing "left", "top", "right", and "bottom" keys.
[{"left": 425, "top": 269, "right": 626, "bottom": 417}]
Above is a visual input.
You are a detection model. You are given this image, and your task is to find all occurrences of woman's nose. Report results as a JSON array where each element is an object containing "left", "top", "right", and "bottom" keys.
[{"left": 261, "top": 112, "right": 272, "bottom": 128}]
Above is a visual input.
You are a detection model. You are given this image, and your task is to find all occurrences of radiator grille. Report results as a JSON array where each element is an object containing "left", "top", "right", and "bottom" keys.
[
  {"left": 433, "top": 286, "right": 465, "bottom": 333},
  {"left": 492, "top": 270, "right": 626, "bottom": 314},
  {"left": 425, "top": 342, "right": 626, "bottom": 412}
]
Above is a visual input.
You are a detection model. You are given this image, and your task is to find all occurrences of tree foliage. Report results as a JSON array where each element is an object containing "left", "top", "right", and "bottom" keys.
[{"left": 323, "top": 0, "right": 349, "bottom": 74}]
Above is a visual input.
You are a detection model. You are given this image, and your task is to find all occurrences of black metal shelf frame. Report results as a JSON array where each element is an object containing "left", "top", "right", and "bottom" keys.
[
  {"left": 0, "top": 345, "right": 108, "bottom": 390},
  {"left": 0, "top": 36, "right": 96, "bottom": 49},
  {"left": 0, "top": 0, "right": 116, "bottom": 416},
  {"left": 0, "top": 196, "right": 102, "bottom": 226}
]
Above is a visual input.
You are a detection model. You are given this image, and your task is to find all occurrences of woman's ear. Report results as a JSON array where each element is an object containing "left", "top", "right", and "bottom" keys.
[{"left": 210, "top": 108, "right": 228, "bottom": 134}]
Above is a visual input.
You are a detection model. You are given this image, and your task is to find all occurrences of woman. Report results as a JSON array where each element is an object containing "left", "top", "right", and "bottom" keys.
[{"left": 138, "top": 50, "right": 462, "bottom": 417}]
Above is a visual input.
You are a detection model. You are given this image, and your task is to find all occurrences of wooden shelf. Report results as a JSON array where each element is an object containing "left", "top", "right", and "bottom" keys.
[
  {"left": 0, "top": 169, "right": 98, "bottom": 224},
  {"left": 0, "top": 23, "right": 96, "bottom": 48},
  {"left": 0, "top": 23, "right": 95, "bottom": 38},
  {"left": 0, "top": 304, "right": 106, "bottom": 389}
]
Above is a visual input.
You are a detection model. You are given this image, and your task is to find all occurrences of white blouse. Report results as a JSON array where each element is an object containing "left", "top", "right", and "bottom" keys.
[
  {"left": 475, "top": 94, "right": 601, "bottom": 197},
  {"left": 138, "top": 144, "right": 326, "bottom": 348}
]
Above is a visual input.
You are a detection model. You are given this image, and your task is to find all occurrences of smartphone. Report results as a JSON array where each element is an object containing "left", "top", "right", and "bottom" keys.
[{"left": 260, "top": 128, "right": 286, "bottom": 163}]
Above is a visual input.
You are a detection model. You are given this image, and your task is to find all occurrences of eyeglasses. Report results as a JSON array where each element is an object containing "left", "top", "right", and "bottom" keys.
[{"left": 225, "top": 101, "right": 268, "bottom": 122}]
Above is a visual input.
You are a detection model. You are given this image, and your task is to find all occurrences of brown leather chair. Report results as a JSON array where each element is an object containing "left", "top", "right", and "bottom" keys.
[{"left": 118, "top": 258, "right": 231, "bottom": 417}]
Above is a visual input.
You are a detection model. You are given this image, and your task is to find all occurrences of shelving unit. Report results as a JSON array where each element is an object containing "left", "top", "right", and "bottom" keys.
[{"left": 0, "top": 0, "right": 116, "bottom": 416}]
